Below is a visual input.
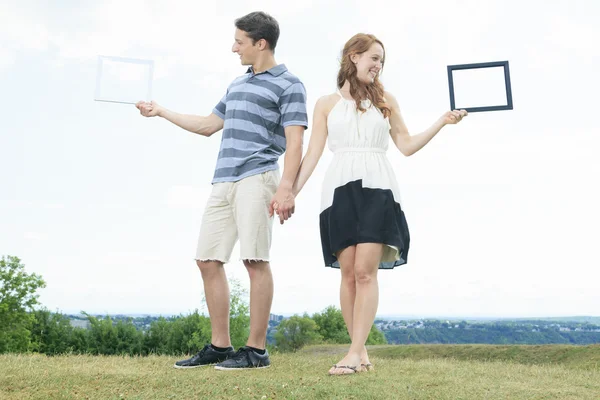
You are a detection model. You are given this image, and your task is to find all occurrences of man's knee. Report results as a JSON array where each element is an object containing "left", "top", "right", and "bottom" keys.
[
  {"left": 243, "top": 259, "right": 270, "bottom": 279},
  {"left": 196, "top": 259, "right": 224, "bottom": 275}
]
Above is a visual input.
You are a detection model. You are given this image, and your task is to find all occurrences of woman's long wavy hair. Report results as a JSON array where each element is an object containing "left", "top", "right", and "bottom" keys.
[{"left": 337, "top": 33, "right": 391, "bottom": 118}]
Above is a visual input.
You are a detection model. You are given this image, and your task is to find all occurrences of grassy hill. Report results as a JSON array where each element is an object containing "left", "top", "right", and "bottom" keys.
[{"left": 1, "top": 344, "right": 598, "bottom": 399}]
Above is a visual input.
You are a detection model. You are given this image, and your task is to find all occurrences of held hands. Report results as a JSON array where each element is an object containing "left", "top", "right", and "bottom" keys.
[
  {"left": 269, "top": 186, "right": 296, "bottom": 225},
  {"left": 135, "top": 100, "right": 162, "bottom": 117},
  {"left": 441, "top": 109, "right": 468, "bottom": 125}
]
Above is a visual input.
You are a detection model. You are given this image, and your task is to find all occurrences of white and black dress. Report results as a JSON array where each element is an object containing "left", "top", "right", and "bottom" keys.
[{"left": 319, "top": 91, "right": 410, "bottom": 269}]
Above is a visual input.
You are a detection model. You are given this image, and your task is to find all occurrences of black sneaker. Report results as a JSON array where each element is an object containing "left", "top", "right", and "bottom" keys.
[
  {"left": 173, "top": 344, "right": 235, "bottom": 369},
  {"left": 214, "top": 346, "right": 271, "bottom": 370}
]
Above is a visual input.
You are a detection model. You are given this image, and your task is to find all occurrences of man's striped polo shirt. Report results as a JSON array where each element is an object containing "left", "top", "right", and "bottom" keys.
[{"left": 211, "top": 63, "right": 308, "bottom": 184}]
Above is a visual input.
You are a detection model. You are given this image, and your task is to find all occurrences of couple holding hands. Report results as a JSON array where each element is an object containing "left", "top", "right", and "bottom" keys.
[{"left": 136, "top": 11, "right": 466, "bottom": 375}]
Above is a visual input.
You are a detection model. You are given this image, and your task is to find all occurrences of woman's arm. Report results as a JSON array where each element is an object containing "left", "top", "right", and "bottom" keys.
[
  {"left": 386, "top": 91, "right": 467, "bottom": 156},
  {"left": 292, "top": 96, "right": 331, "bottom": 196}
]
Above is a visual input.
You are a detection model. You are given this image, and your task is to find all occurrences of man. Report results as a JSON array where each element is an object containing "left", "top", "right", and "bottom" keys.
[{"left": 136, "top": 11, "right": 307, "bottom": 369}]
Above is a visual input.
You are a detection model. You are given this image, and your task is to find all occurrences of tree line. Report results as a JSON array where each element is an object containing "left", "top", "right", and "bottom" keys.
[
  {"left": 3, "top": 255, "right": 598, "bottom": 355},
  {"left": 0, "top": 255, "right": 384, "bottom": 355}
]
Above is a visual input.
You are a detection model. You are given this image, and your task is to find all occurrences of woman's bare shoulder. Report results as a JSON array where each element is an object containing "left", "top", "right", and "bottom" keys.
[
  {"left": 384, "top": 90, "right": 398, "bottom": 103},
  {"left": 315, "top": 92, "right": 343, "bottom": 115}
]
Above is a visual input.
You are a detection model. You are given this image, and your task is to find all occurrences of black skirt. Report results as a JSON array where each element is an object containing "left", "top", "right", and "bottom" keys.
[{"left": 319, "top": 179, "right": 410, "bottom": 269}]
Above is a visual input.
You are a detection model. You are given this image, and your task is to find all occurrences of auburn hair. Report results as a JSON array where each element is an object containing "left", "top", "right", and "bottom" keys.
[{"left": 337, "top": 33, "right": 391, "bottom": 118}]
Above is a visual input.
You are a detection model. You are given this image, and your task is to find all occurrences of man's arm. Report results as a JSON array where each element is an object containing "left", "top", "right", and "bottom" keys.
[
  {"left": 269, "top": 126, "right": 304, "bottom": 224},
  {"left": 268, "top": 81, "right": 309, "bottom": 224},
  {"left": 135, "top": 101, "right": 224, "bottom": 137}
]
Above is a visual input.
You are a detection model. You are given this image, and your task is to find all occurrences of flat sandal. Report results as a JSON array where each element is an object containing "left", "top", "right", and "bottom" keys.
[{"left": 329, "top": 364, "right": 358, "bottom": 375}]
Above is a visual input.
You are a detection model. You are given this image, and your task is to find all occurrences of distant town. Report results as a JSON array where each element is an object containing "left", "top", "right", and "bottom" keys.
[{"left": 66, "top": 313, "right": 600, "bottom": 346}]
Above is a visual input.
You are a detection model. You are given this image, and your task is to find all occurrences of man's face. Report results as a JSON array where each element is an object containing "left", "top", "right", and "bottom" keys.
[{"left": 232, "top": 29, "right": 259, "bottom": 66}]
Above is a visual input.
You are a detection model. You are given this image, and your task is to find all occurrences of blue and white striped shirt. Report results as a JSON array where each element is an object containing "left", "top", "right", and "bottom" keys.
[{"left": 211, "top": 64, "right": 308, "bottom": 183}]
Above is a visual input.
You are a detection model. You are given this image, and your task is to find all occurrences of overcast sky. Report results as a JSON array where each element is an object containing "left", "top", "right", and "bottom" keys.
[{"left": 1, "top": 0, "right": 599, "bottom": 319}]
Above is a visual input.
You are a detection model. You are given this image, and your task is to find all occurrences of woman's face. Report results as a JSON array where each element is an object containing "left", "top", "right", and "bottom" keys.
[{"left": 352, "top": 42, "right": 384, "bottom": 84}]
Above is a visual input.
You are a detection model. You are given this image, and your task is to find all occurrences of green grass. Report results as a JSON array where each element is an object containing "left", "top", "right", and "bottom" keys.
[
  {"left": 364, "top": 344, "right": 600, "bottom": 370},
  {"left": 1, "top": 345, "right": 598, "bottom": 399}
]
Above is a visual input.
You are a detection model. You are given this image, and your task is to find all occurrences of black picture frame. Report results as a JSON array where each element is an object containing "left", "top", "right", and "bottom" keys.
[{"left": 447, "top": 60, "right": 513, "bottom": 113}]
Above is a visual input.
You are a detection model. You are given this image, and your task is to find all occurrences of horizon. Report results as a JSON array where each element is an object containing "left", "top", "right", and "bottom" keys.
[{"left": 56, "top": 309, "right": 600, "bottom": 322}]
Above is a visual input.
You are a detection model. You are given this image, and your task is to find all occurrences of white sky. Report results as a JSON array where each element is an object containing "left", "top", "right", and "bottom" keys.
[{"left": 1, "top": 0, "right": 599, "bottom": 319}]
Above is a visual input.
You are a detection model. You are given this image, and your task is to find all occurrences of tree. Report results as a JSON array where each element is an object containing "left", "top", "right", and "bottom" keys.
[
  {"left": 85, "top": 314, "right": 119, "bottom": 355},
  {"left": 0, "top": 255, "right": 46, "bottom": 353},
  {"left": 312, "top": 306, "right": 350, "bottom": 344},
  {"left": 143, "top": 317, "right": 172, "bottom": 355},
  {"left": 168, "top": 311, "right": 212, "bottom": 355},
  {"left": 311, "top": 306, "right": 388, "bottom": 345},
  {"left": 274, "top": 314, "right": 322, "bottom": 352},
  {"left": 366, "top": 325, "right": 387, "bottom": 345},
  {"left": 30, "top": 309, "right": 75, "bottom": 355},
  {"left": 70, "top": 327, "right": 89, "bottom": 354},
  {"left": 114, "top": 318, "right": 144, "bottom": 356}
]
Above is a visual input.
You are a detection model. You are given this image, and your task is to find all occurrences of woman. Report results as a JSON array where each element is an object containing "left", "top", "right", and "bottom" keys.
[{"left": 291, "top": 33, "right": 468, "bottom": 375}]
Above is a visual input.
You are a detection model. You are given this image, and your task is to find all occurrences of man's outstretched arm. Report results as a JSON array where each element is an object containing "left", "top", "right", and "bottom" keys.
[{"left": 135, "top": 101, "right": 224, "bottom": 137}]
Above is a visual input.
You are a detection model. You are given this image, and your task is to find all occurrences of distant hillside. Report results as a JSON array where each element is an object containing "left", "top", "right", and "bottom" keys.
[
  {"left": 377, "top": 316, "right": 600, "bottom": 324},
  {"left": 509, "top": 316, "right": 600, "bottom": 324},
  {"left": 374, "top": 318, "right": 600, "bottom": 346}
]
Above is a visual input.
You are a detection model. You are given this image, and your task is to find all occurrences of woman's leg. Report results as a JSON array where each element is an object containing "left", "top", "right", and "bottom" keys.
[
  {"left": 337, "top": 246, "right": 372, "bottom": 369},
  {"left": 329, "top": 243, "right": 383, "bottom": 375},
  {"left": 350, "top": 243, "right": 382, "bottom": 368},
  {"left": 337, "top": 245, "right": 356, "bottom": 341}
]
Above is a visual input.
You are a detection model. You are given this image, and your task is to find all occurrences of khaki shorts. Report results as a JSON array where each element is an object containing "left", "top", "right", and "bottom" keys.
[{"left": 195, "top": 169, "right": 280, "bottom": 263}]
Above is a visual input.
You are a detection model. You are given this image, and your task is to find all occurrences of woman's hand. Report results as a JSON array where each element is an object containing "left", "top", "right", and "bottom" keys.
[{"left": 441, "top": 109, "right": 468, "bottom": 125}]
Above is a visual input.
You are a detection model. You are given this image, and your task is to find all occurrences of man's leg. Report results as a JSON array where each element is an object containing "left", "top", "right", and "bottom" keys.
[
  {"left": 174, "top": 182, "right": 238, "bottom": 369},
  {"left": 236, "top": 170, "right": 278, "bottom": 350},
  {"left": 214, "top": 171, "right": 277, "bottom": 370},
  {"left": 244, "top": 260, "right": 273, "bottom": 349},
  {"left": 195, "top": 182, "right": 238, "bottom": 347},
  {"left": 197, "top": 260, "right": 232, "bottom": 348}
]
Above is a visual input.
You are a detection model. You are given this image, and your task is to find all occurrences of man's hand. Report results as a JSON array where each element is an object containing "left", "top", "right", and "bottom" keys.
[
  {"left": 269, "top": 186, "right": 295, "bottom": 225},
  {"left": 135, "top": 100, "right": 162, "bottom": 117}
]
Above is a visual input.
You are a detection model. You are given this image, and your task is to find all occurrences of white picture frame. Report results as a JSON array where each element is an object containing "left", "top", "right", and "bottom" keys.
[{"left": 94, "top": 55, "right": 154, "bottom": 105}]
